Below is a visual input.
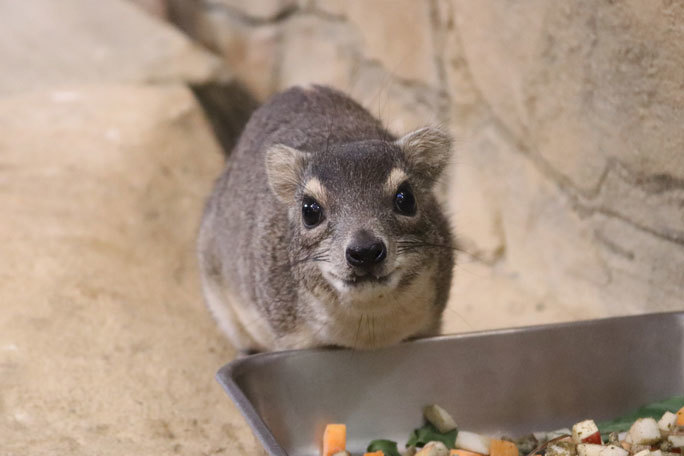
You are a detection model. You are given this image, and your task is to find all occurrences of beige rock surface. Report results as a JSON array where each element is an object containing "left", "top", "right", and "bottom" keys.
[
  {"left": 314, "top": 0, "right": 440, "bottom": 86},
  {"left": 0, "top": 0, "right": 226, "bottom": 95},
  {"left": 448, "top": 0, "right": 684, "bottom": 313},
  {"left": 0, "top": 85, "right": 255, "bottom": 455}
]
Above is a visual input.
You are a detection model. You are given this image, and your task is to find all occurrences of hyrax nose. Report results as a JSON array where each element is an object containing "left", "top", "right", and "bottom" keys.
[{"left": 345, "top": 232, "right": 387, "bottom": 268}]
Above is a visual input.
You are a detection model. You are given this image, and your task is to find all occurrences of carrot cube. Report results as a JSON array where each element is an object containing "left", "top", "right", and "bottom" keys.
[
  {"left": 677, "top": 406, "right": 684, "bottom": 427},
  {"left": 490, "top": 439, "right": 518, "bottom": 456},
  {"left": 451, "top": 450, "right": 486, "bottom": 456},
  {"left": 323, "top": 424, "right": 346, "bottom": 456}
]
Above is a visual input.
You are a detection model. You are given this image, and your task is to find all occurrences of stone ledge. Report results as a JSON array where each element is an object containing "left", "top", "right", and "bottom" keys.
[{"left": 0, "top": 0, "right": 229, "bottom": 95}]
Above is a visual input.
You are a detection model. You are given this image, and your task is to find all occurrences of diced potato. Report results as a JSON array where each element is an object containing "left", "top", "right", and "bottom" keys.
[
  {"left": 668, "top": 435, "right": 684, "bottom": 448},
  {"left": 632, "top": 449, "right": 650, "bottom": 456},
  {"left": 629, "top": 418, "right": 661, "bottom": 445},
  {"left": 573, "top": 420, "right": 600, "bottom": 444},
  {"left": 546, "top": 441, "right": 576, "bottom": 456},
  {"left": 577, "top": 443, "right": 603, "bottom": 456},
  {"left": 424, "top": 405, "right": 458, "bottom": 433},
  {"left": 416, "top": 442, "right": 449, "bottom": 456},
  {"left": 599, "top": 445, "right": 629, "bottom": 456},
  {"left": 456, "top": 431, "right": 491, "bottom": 455},
  {"left": 659, "top": 412, "right": 678, "bottom": 434}
]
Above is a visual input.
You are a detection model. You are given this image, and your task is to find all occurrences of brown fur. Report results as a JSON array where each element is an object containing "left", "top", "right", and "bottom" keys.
[{"left": 197, "top": 85, "right": 454, "bottom": 352}]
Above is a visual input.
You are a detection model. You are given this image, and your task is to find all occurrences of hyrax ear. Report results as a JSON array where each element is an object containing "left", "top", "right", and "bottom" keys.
[
  {"left": 395, "top": 127, "right": 452, "bottom": 182},
  {"left": 265, "top": 143, "right": 307, "bottom": 203}
]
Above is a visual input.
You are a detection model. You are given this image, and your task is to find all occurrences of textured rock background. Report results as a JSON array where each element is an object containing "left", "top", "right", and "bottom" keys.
[
  {"left": 2, "top": 0, "right": 683, "bottom": 454},
  {"left": 0, "top": 1, "right": 255, "bottom": 454},
  {"left": 167, "top": 0, "right": 684, "bottom": 320}
]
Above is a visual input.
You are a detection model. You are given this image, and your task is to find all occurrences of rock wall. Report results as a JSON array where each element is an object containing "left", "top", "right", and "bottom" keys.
[
  {"left": 0, "top": 1, "right": 255, "bottom": 453},
  {"left": 167, "top": 0, "right": 684, "bottom": 316}
]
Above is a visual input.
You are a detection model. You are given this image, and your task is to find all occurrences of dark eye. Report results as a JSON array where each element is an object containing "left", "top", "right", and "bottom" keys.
[
  {"left": 302, "top": 197, "right": 324, "bottom": 228},
  {"left": 394, "top": 182, "right": 417, "bottom": 216}
]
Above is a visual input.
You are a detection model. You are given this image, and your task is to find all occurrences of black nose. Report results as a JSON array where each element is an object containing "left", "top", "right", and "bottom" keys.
[{"left": 346, "top": 233, "right": 387, "bottom": 268}]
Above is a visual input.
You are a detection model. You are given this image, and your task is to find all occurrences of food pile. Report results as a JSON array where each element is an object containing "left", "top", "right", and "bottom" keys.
[{"left": 321, "top": 399, "right": 684, "bottom": 456}]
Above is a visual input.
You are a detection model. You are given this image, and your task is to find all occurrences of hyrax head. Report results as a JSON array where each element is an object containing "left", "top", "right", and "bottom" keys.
[{"left": 265, "top": 127, "right": 453, "bottom": 308}]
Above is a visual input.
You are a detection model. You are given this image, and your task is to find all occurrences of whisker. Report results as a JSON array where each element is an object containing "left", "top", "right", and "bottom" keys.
[
  {"left": 290, "top": 250, "right": 332, "bottom": 266},
  {"left": 396, "top": 241, "right": 470, "bottom": 255}
]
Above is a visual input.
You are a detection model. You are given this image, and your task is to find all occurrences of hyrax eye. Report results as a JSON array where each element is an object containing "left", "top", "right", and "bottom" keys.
[
  {"left": 394, "top": 182, "right": 417, "bottom": 216},
  {"left": 302, "top": 196, "right": 324, "bottom": 228}
]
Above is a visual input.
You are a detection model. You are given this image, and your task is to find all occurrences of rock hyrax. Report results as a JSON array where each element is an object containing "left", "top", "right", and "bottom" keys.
[{"left": 198, "top": 85, "right": 454, "bottom": 352}]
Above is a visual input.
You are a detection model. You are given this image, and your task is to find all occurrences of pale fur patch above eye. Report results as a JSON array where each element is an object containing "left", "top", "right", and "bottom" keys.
[
  {"left": 384, "top": 167, "right": 409, "bottom": 194},
  {"left": 304, "top": 177, "right": 328, "bottom": 206}
]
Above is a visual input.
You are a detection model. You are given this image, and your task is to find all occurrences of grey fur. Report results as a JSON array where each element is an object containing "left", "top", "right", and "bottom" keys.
[{"left": 197, "top": 85, "right": 454, "bottom": 352}]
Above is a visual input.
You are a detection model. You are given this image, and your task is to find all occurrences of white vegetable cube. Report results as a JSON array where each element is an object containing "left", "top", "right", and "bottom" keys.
[
  {"left": 546, "top": 443, "right": 575, "bottom": 456},
  {"left": 423, "top": 405, "right": 458, "bottom": 433},
  {"left": 573, "top": 420, "right": 600, "bottom": 444},
  {"left": 577, "top": 443, "right": 604, "bottom": 456},
  {"left": 629, "top": 418, "right": 661, "bottom": 444},
  {"left": 415, "top": 441, "right": 449, "bottom": 456},
  {"left": 668, "top": 435, "right": 684, "bottom": 448},
  {"left": 599, "top": 445, "right": 629, "bottom": 456},
  {"left": 658, "top": 412, "right": 678, "bottom": 433},
  {"left": 455, "top": 430, "right": 491, "bottom": 455}
]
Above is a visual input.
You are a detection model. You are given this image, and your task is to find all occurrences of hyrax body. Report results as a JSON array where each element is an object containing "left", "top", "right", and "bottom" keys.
[{"left": 198, "top": 85, "right": 454, "bottom": 352}]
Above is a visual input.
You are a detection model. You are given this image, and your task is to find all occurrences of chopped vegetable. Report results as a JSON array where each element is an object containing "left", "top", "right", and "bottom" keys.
[
  {"left": 514, "top": 434, "right": 539, "bottom": 454},
  {"left": 407, "top": 423, "right": 458, "bottom": 449},
  {"left": 367, "top": 440, "right": 400, "bottom": 456},
  {"left": 577, "top": 443, "right": 604, "bottom": 456},
  {"left": 415, "top": 441, "right": 449, "bottom": 456},
  {"left": 450, "top": 450, "right": 485, "bottom": 456},
  {"left": 324, "top": 424, "right": 347, "bottom": 456},
  {"left": 546, "top": 441, "right": 576, "bottom": 456},
  {"left": 600, "top": 445, "right": 629, "bottom": 456},
  {"left": 489, "top": 439, "right": 518, "bottom": 456},
  {"left": 322, "top": 397, "right": 684, "bottom": 456},
  {"left": 455, "top": 430, "right": 491, "bottom": 455},
  {"left": 573, "top": 420, "right": 602, "bottom": 444},
  {"left": 677, "top": 406, "right": 684, "bottom": 427},
  {"left": 658, "top": 412, "right": 677, "bottom": 433},
  {"left": 628, "top": 418, "right": 660, "bottom": 445},
  {"left": 424, "top": 405, "right": 458, "bottom": 433},
  {"left": 598, "top": 396, "right": 684, "bottom": 438},
  {"left": 669, "top": 435, "right": 684, "bottom": 448}
]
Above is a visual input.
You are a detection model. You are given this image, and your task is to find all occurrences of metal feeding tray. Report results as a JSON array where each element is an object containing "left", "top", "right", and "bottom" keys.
[{"left": 216, "top": 312, "right": 684, "bottom": 456}]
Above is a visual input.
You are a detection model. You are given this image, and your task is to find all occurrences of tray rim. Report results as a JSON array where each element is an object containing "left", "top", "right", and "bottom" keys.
[{"left": 216, "top": 311, "right": 684, "bottom": 456}]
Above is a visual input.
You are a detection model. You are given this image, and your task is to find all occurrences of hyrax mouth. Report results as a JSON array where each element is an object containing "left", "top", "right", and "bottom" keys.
[
  {"left": 340, "top": 230, "right": 391, "bottom": 286},
  {"left": 342, "top": 272, "right": 392, "bottom": 286}
]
